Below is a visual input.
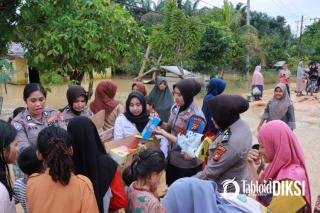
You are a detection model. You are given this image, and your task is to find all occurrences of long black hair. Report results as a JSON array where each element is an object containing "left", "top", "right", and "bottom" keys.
[
  {"left": 0, "top": 120, "right": 17, "bottom": 200},
  {"left": 37, "top": 126, "right": 73, "bottom": 185},
  {"left": 23, "top": 83, "right": 47, "bottom": 101}
]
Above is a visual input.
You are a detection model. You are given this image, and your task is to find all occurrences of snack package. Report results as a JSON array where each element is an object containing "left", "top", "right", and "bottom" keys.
[{"left": 141, "top": 116, "right": 161, "bottom": 140}]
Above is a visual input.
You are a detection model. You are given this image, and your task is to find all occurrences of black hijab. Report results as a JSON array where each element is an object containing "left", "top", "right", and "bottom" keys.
[
  {"left": 208, "top": 94, "right": 249, "bottom": 130},
  {"left": 173, "top": 78, "right": 201, "bottom": 112},
  {"left": 66, "top": 85, "right": 88, "bottom": 115},
  {"left": 67, "top": 116, "right": 117, "bottom": 212},
  {"left": 124, "top": 91, "right": 149, "bottom": 133}
]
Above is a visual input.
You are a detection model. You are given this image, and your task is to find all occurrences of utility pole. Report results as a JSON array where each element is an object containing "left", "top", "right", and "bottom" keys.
[
  {"left": 298, "top": 15, "right": 304, "bottom": 57},
  {"left": 246, "top": 0, "right": 250, "bottom": 79}
]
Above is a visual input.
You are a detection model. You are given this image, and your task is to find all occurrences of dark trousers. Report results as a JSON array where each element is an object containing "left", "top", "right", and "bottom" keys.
[
  {"left": 286, "top": 84, "right": 290, "bottom": 96},
  {"left": 166, "top": 163, "right": 203, "bottom": 186}
]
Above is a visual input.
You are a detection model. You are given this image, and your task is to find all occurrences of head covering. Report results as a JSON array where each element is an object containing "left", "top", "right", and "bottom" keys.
[
  {"left": 251, "top": 66, "right": 264, "bottom": 86},
  {"left": 124, "top": 92, "right": 149, "bottom": 133},
  {"left": 173, "top": 78, "right": 201, "bottom": 112},
  {"left": 208, "top": 94, "right": 249, "bottom": 130},
  {"left": 202, "top": 78, "right": 226, "bottom": 133},
  {"left": 257, "top": 120, "right": 311, "bottom": 209},
  {"left": 90, "top": 80, "right": 119, "bottom": 116},
  {"left": 66, "top": 85, "right": 87, "bottom": 115},
  {"left": 269, "top": 83, "right": 292, "bottom": 120},
  {"left": 148, "top": 76, "right": 173, "bottom": 122},
  {"left": 67, "top": 116, "right": 118, "bottom": 212},
  {"left": 132, "top": 82, "right": 147, "bottom": 96},
  {"left": 162, "top": 177, "right": 246, "bottom": 213}
]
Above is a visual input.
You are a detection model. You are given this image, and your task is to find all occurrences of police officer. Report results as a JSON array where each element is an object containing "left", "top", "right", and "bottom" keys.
[
  {"left": 194, "top": 94, "right": 252, "bottom": 193},
  {"left": 11, "top": 83, "right": 66, "bottom": 152},
  {"left": 61, "top": 85, "right": 92, "bottom": 126}
]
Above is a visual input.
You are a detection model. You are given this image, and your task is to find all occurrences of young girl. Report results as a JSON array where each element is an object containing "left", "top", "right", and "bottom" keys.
[
  {"left": 146, "top": 96, "right": 160, "bottom": 119},
  {"left": 248, "top": 120, "right": 311, "bottom": 212},
  {"left": 27, "top": 126, "right": 99, "bottom": 213},
  {"left": 0, "top": 120, "right": 18, "bottom": 213},
  {"left": 258, "top": 83, "right": 295, "bottom": 131},
  {"left": 124, "top": 148, "right": 166, "bottom": 213},
  {"left": 62, "top": 85, "right": 92, "bottom": 126}
]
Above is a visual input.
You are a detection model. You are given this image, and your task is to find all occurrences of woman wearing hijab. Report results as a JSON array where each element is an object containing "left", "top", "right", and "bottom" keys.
[
  {"left": 90, "top": 80, "right": 123, "bottom": 130},
  {"left": 194, "top": 95, "right": 252, "bottom": 193},
  {"left": 132, "top": 81, "right": 147, "bottom": 96},
  {"left": 247, "top": 120, "right": 311, "bottom": 212},
  {"left": 113, "top": 91, "right": 149, "bottom": 139},
  {"left": 251, "top": 65, "right": 264, "bottom": 101},
  {"left": 296, "top": 61, "right": 306, "bottom": 96},
  {"left": 162, "top": 177, "right": 265, "bottom": 213},
  {"left": 202, "top": 78, "right": 226, "bottom": 136},
  {"left": 148, "top": 76, "right": 173, "bottom": 122},
  {"left": 68, "top": 117, "right": 127, "bottom": 213},
  {"left": 258, "top": 83, "right": 295, "bottom": 131},
  {"left": 62, "top": 85, "right": 92, "bottom": 126},
  {"left": 154, "top": 78, "right": 205, "bottom": 185}
]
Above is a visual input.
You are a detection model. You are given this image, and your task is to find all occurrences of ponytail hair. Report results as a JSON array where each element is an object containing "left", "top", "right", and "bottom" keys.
[
  {"left": 37, "top": 126, "right": 73, "bottom": 185},
  {"left": 124, "top": 148, "right": 166, "bottom": 183}
]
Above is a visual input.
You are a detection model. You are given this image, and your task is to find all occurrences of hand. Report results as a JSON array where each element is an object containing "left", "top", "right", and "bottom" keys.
[
  {"left": 247, "top": 149, "right": 260, "bottom": 164},
  {"left": 153, "top": 127, "right": 166, "bottom": 136},
  {"left": 183, "top": 153, "right": 194, "bottom": 160}
]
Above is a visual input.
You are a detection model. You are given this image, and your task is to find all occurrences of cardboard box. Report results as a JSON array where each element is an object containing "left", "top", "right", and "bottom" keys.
[{"left": 104, "top": 136, "right": 160, "bottom": 170}]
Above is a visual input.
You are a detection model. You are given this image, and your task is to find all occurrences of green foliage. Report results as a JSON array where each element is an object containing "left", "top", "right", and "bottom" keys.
[
  {"left": 18, "top": 0, "right": 144, "bottom": 83},
  {"left": 260, "top": 36, "right": 288, "bottom": 67},
  {"left": 0, "top": 59, "right": 13, "bottom": 83},
  {"left": 149, "top": 0, "right": 202, "bottom": 68},
  {"left": 0, "top": 0, "right": 21, "bottom": 55},
  {"left": 301, "top": 21, "right": 320, "bottom": 61},
  {"left": 195, "top": 22, "right": 233, "bottom": 73}
]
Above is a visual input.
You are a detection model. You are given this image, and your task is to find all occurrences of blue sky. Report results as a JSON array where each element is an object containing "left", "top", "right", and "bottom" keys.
[{"left": 198, "top": 0, "right": 319, "bottom": 35}]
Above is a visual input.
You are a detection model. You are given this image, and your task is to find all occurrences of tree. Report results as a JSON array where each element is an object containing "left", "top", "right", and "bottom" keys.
[
  {"left": 0, "top": 0, "right": 21, "bottom": 55},
  {"left": 301, "top": 21, "right": 320, "bottom": 61},
  {"left": 195, "top": 22, "right": 234, "bottom": 74},
  {"left": 18, "top": 0, "right": 143, "bottom": 95}
]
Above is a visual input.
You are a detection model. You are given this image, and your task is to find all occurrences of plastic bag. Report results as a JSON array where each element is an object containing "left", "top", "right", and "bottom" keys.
[
  {"left": 252, "top": 86, "right": 261, "bottom": 96},
  {"left": 177, "top": 130, "right": 203, "bottom": 157}
]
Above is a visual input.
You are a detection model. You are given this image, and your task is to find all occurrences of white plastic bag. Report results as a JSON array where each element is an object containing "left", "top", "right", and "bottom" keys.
[
  {"left": 177, "top": 130, "right": 203, "bottom": 157},
  {"left": 252, "top": 86, "right": 261, "bottom": 96}
]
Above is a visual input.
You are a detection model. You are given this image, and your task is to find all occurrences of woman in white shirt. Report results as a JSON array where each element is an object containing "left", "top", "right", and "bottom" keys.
[
  {"left": 114, "top": 91, "right": 149, "bottom": 139},
  {"left": 0, "top": 120, "right": 18, "bottom": 213}
]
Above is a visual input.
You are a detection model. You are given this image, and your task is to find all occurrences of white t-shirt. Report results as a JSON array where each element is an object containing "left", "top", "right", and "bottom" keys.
[
  {"left": 0, "top": 182, "right": 16, "bottom": 213},
  {"left": 113, "top": 114, "right": 139, "bottom": 139}
]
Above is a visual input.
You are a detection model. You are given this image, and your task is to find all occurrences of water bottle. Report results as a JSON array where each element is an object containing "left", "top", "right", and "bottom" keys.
[{"left": 141, "top": 117, "right": 161, "bottom": 140}]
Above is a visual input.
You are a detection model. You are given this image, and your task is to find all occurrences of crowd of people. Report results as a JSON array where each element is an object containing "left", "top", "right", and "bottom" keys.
[{"left": 0, "top": 71, "right": 315, "bottom": 212}]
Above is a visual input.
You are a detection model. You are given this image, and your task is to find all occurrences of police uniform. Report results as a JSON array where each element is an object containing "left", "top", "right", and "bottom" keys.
[
  {"left": 194, "top": 119, "right": 252, "bottom": 193},
  {"left": 11, "top": 108, "right": 67, "bottom": 152},
  {"left": 62, "top": 106, "right": 92, "bottom": 126}
]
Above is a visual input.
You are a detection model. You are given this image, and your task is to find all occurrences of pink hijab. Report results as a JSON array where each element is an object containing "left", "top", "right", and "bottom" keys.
[
  {"left": 258, "top": 120, "right": 311, "bottom": 209},
  {"left": 251, "top": 65, "right": 264, "bottom": 85}
]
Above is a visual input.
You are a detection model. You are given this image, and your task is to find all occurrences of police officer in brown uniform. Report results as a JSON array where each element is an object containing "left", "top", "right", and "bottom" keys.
[
  {"left": 11, "top": 83, "right": 66, "bottom": 152},
  {"left": 194, "top": 95, "right": 252, "bottom": 193},
  {"left": 61, "top": 85, "right": 92, "bottom": 126}
]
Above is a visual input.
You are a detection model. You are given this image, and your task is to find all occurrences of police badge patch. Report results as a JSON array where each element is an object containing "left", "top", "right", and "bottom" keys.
[{"left": 13, "top": 122, "right": 23, "bottom": 131}]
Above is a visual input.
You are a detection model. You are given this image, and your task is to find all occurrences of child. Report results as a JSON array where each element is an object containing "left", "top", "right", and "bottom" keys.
[
  {"left": 146, "top": 96, "right": 160, "bottom": 119},
  {"left": 258, "top": 83, "right": 295, "bottom": 131},
  {"left": 27, "top": 126, "right": 99, "bottom": 213},
  {"left": 124, "top": 148, "right": 167, "bottom": 213},
  {"left": 13, "top": 146, "right": 42, "bottom": 213},
  {"left": 0, "top": 120, "right": 18, "bottom": 213}
]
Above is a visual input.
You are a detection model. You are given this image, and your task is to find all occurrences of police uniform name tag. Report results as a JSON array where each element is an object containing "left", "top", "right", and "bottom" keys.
[{"left": 212, "top": 145, "right": 227, "bottom": 161}]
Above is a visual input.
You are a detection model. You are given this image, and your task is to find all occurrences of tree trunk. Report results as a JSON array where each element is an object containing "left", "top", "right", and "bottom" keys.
[
  {"left": 138, "top": 44, "right": 151, "bottom": 78},
  {"left": 87, "top": 70, "right": 94, "bottom": 100},
  {"left": 68, "top": 69, "right": 84, "bottom": 85}
]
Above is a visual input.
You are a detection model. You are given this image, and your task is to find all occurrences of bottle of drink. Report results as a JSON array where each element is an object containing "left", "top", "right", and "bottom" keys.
[{"left": 141, "top": 117, "right": 161, "bottom": 140}]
